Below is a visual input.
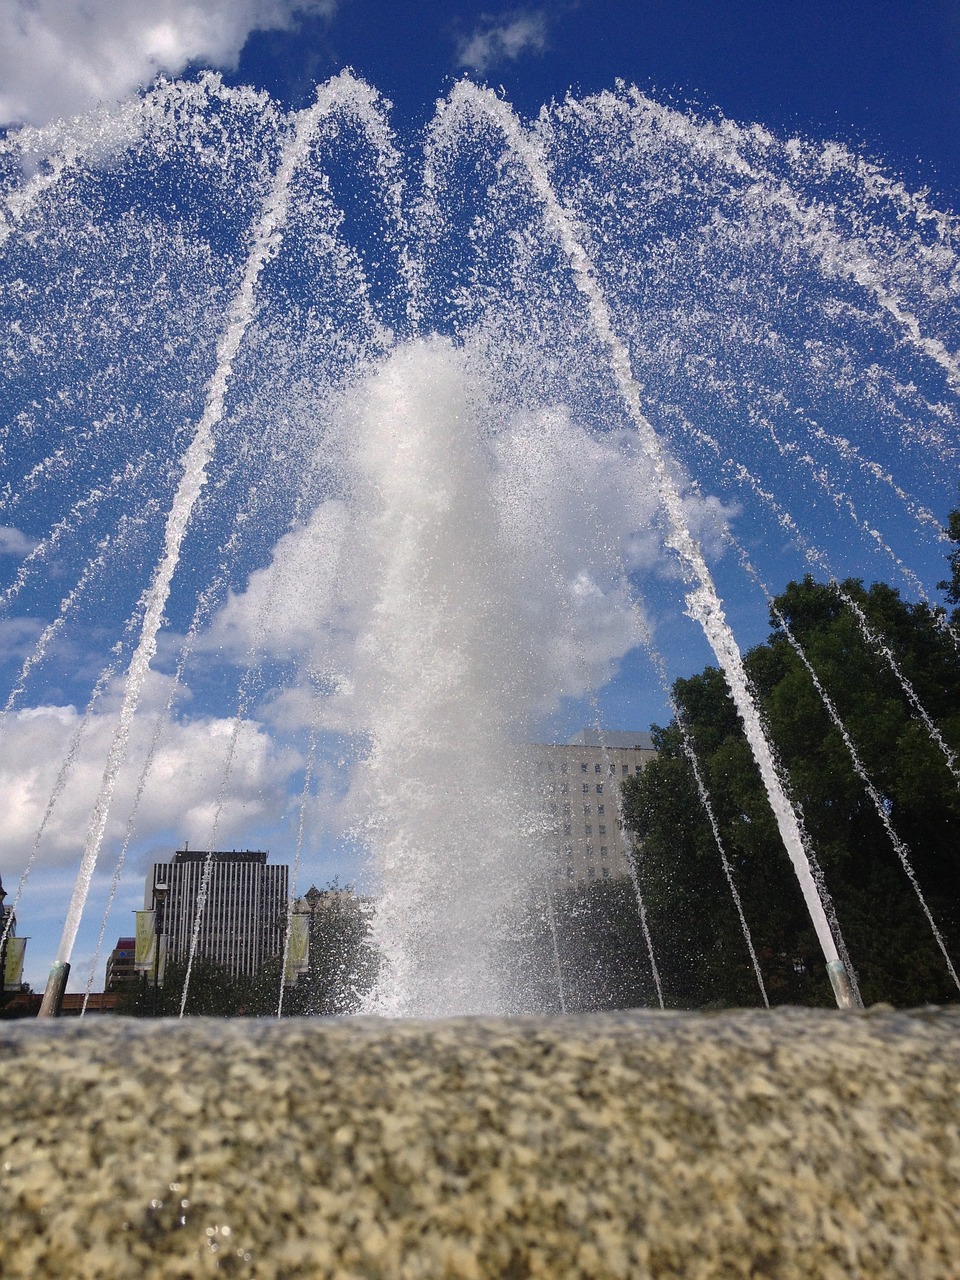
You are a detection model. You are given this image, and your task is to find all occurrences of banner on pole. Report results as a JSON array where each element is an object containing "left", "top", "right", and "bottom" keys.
[
  {"left": 3, "top": 936, "right": 26, "bottom": 989},
  {"left": 284, "top": 910, "right": 310, "bottom": 985},
  {"left": 134, "top": 911, "right": 156, "bottom": 971}
]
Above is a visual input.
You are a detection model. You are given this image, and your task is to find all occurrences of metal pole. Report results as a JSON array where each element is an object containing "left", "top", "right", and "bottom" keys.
[
  {"left": 37, "top": 961, "right": 70, "bottom": 1018},
  {"left": 827, "top": 960, "right": 857, "bottom": 1009},
  {"left": 152, "top": 884, "right": 167, "bottom": 1017}
]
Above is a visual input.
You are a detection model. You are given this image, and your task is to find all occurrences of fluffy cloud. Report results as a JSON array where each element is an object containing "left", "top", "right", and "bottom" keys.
[
  {"left": 0, "top": 672, "right": 302, "bottom": 875},
  {"left": 0, "top": 526, "right": 38, "bottom": 557},
  {"left": 0, "top": 0, "right": 335, "bottom": 127},
  {"left": 199, "top": 338, "right": 736, "bottom": 737},
  {"left": 456, "top": 9, "right": 549, "bottom": 74},
  {"left": 0, "top": 616, "right": 43, "bottom": 663}
]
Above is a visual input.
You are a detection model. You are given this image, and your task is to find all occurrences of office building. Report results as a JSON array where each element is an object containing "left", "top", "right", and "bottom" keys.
[
  {"left": 530, "top": 730, "right": 656, "bottom": 885},
  {"left": 146, "top": 849, "right": 288, "bottom": 980},
  {"left": 104, "top": 936, "right": 137, "bottom": 991}
]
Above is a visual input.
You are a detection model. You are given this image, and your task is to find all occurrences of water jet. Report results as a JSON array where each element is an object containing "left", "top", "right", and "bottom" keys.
[
  {"left": 2, "top": 69, "right": 960, "bottom": 1278},
  {"left": 0, "top": 73, "right": 957, "bottom": 1011}
]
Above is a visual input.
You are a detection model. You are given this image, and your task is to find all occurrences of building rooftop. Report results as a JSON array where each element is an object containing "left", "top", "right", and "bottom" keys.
[
  {"left": 565, "top": 729, "right": 655, "bottom": 751},
  {"left": 170, "top": 849, "right": 268, "bottom": 865}
]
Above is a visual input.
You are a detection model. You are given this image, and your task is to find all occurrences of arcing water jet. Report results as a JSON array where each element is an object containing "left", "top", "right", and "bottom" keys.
[{"left": 1, "top": 74, "right": 957, "bottom": 1013}]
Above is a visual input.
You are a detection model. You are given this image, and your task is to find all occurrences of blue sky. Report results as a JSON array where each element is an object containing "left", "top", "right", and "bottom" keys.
[
  {"left": 3, "top": 2, "right": 959, "bottom": 197},
  {"left": 2, "top": 0, "right": 959, "bottom": 991},
  {"left": 239, "top": 0, "right": 960, "bottom": 203}
]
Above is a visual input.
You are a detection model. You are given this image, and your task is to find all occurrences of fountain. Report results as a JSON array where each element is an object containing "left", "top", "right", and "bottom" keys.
[{"left": 2, "top": 73, "right": 960, "bottom": 1271}]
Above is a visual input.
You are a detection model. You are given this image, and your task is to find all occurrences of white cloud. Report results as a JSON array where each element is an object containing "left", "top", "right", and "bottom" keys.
[
  {"left": 0, "top": 0, "right": 336, "bottom": 127},
  {"left": 0, "top": 526, "right": 38, "bottom": 557},
  {"left": 0, "top": 673, "right": 301, "bottom": 875},
  {"left": 199, "top": 338, "right": 736, "bottom": 734},
  {"left": 0, "top": 616, "right": 43, "bottom": 662},
  {"left": 207, "top": 500, "right": 351, "bottom": 663},
  {"left": 456, "top": 9, "right": 549, "bottom": 75}
]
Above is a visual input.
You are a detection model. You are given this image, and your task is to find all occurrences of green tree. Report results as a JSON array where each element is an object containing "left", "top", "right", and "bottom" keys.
[
  {"left": 938, "top": 502, "right": 960, "bottom": 622},
  {"left": 552, "top": 878, "right": 660, "bottom": 1011},
  {"left": 510, "top": 877, "right": 659, "bottom": 1013},
  {"left": 281, "top": 885, "right": 379, "bottom": 1016},
  {"left": 116, "top": 883, "right": 379, "bottom": 1018},
  {"left": 116, "top": 955, "right": 286, "bottom": 1017},
  {"left": 623, "top": 574, "right": 960, "bottom": 1008}
]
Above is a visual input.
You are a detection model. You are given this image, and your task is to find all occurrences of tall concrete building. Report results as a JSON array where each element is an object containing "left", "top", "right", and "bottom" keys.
[
  {"left": 146, "top": 849, "right": 288, "bottom": 980},
  {"left": 531, "top": 731, "right": 657, "bottom": 885}
]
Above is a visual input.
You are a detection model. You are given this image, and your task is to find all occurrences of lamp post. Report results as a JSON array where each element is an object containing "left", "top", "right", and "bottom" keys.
[{"left": 152, "top": 882, "right": 168, "bottom": 1017}]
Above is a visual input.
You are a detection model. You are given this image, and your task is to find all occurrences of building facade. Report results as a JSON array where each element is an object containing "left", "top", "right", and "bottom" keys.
[
  {"left": 531, "top": 731, "right": 657, "bottom": 885},
  {"left": 104, "top": 936, "right": 137, "bottom": 991},
  {"left": 1, "top": 872, "right": 27, "bottom": 994},
  {"left": 147, "top": 850, "right": 288, "bottom": 980}
]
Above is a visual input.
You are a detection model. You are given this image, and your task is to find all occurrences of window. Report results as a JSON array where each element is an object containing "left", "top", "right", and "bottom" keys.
[
  {"left": 609, "top": 763, "right": 616, "bottom": 776},
  {"left": 583, "top": 804, "right": 591, "bottom": 816},
  {"left": 581, "top": 763, "right": 588, "bottom": 773},
  {"left": 598, "top": 824, "right": 606, "bottom": 836},
  {"left": 597, "top": 804, "right": 605, "bottom": 815},
  {"left": 586, "top": 844, "right": 594, "bottom": 859},
  {"left": 560, "top": 783, "right": 569, "bottom": 795},
  {"left": 596, "top": 782, "right": 603, "bottom": 794},
  {"left": 566, "top": 866, "right": 574, "bottom": 879},
  {"left": 587, "top": 866, "right": 596, "bottom": 880},
  {"left": 549, "top": 802, "right": 558, "bottom": 814},
  {"left": 582, "top": 783, "right": 590, "bottom": 794},
  {"left": 622, "top": 764, "right": 629, "bottom": 775},
  {"left": 585, "top": 824, "right": 592, "bottom": 836},
  {"left": 563, "top": 823, "right": 572, "bottom": 836},
  {"left": 594, "top": 763, "right": 601, "bottom": 774},
  {"left": 600, "top": 845, "right": 608, "bottom": 856},
  {"left": 602, "top": 867, "right": 611, "bottom": 880},
  {"left": 563, "top": 803, "right": 571, "bottom": 816},
  {"left": 635, "top": 764, "right": 642, "bottom": 773},
  {"left": 560, "top": 762, "right": 567, "bottom": 774}
]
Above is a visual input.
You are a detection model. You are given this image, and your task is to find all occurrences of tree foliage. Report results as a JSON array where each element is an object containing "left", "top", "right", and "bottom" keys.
[
  {"left": 116, "top": 955, "right": 286, "bottom": 1017},
  {"left": 552, "top": 878, "right": 660, "bottom": 1012},
  {"left": 622, "top": 574, "right": 960, "bottom": 1008},
  {"left": 510, "top": 877, "right": 659, "bottom": 1013},
  {"left": 281, "top": 889, "right": 379, "bottom": 1016},
  {"left": 939, "top": 501, "right": 960, "bottom": 620},
  {"left": 117, "top": 886, "right": 378, "bottom": 1017}
]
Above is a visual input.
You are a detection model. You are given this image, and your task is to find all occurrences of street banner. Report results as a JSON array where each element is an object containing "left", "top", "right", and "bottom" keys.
[
  {"left": 284, "top": 910, "right": 310, "bottom": 985},
  {"left": 134, "top": 910, "right": 156, "bottom": 971},
  {"left": 3, "top": 936, "right": 26, "bottom": 989}
]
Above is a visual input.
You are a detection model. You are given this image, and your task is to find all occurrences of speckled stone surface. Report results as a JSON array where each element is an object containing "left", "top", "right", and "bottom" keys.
[{"left": 2, "top": 1007, "right": 959, "bottom": 1278}]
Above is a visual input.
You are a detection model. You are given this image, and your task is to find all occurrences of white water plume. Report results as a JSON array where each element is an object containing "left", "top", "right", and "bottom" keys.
[{"left": 350, "top": 340, "right": 549, "bottom": 1016}]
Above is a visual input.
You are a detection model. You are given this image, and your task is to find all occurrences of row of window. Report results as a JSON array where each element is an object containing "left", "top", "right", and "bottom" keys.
[
  {"left": 535, "top": 760, "right": 643, "bottom": 776},
  {"left": 551, "top": 800, "right": 608, "bottom": 818},
  {"left": 562, "top": 813, "right": 613, "bottom": 834},
  {"left": 560, "top": 845, "right": 610, "bottom": 859},
  {"left": 542, "top": 768, "right": 640, "bottom": 800},
  {"left": 560, "top": 865, "right": 612, "bottom": 880}
]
